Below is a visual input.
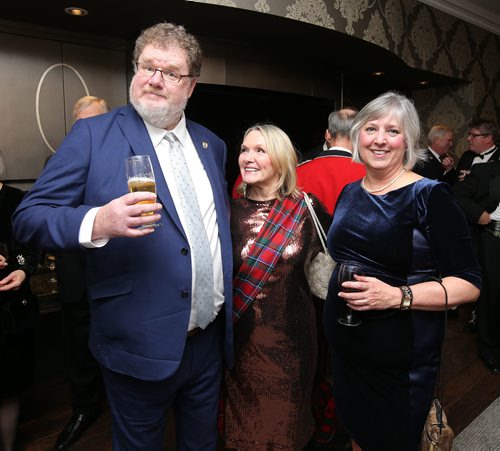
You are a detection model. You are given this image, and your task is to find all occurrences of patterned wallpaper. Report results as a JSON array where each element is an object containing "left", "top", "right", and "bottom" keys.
[{"left": 189, "top": 0, "right": 500, "bottom": 156}]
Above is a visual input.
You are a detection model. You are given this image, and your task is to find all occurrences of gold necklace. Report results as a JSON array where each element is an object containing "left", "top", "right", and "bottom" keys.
[{"left": 361, "top": 168, "right": 406, "bottom": 193}]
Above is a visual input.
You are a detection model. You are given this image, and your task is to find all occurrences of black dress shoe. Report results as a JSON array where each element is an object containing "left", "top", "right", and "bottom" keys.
[
  {"left": 481, "top": 355, "right": 500, "bottom": 374},
  {"left": 54, "top": 409, "right": 99, "bottom": 450}
]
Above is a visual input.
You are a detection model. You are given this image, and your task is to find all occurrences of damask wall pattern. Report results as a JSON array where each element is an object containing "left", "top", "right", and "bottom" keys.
[{"left": 191, "top": 0, "right": 500, "bottom": 156}]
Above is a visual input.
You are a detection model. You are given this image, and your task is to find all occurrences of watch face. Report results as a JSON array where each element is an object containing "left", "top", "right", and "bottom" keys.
[{"left": 400, "top": 286, "right": 413, "bottom": 310}]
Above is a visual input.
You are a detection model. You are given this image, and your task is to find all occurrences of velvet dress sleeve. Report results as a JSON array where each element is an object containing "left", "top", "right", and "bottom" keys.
[{"left": 419, "top": 183, "right": 481, "bottom": 288}]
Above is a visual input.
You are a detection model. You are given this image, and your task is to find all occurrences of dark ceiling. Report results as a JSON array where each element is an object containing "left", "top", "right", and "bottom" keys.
[{"left": 0, "top": 0, "right": 463, "bottom": 94}]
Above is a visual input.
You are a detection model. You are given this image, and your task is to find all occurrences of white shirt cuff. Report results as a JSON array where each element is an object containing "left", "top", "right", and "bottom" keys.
[{"left": 79, "top": 207, "right": 109, "bottom": 248}]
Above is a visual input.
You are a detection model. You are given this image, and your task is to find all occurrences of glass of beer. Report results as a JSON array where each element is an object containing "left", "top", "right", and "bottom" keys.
[{"left": 126, "top": 155, "right": 160, "bottom": 228}]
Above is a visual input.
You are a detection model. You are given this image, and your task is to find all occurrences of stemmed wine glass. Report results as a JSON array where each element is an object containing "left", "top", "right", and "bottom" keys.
[
  {"left": 337, "top": 261, "right": 363, "bottom": 327},
  {"left": 125, "top": 155, "right": 160, "bottom": 228}
]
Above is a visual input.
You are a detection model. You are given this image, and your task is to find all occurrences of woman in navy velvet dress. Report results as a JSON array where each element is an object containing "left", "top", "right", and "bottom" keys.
[{"left": 324, "top": 92, "right": 481, "bottom": 450}]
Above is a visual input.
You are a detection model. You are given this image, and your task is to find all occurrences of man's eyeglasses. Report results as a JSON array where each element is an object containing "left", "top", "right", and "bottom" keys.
[
  {"left": 468, "top": 133, "right": 490, "bottom": 138},
  {"left": 135, "top": 62, "right": 192, "bottom": 83}
]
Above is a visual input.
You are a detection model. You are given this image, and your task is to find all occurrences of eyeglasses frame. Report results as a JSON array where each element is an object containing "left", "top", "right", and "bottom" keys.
[
  {"left": 135, "top": 62, "right": 192, "bottom": 83},
  {"left": 468, "top": 132, "right": 490, "bottom": 138}
]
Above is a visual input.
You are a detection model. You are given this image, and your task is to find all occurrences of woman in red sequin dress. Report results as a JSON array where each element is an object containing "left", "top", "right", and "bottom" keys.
[{"left": 224, "top": 124, "right": 330, "bottom": 450}]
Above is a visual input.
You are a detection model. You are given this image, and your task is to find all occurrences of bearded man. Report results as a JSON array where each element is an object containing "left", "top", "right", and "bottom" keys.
[{"left": 14, "top": 22, "right": 233, "bottom": 450}]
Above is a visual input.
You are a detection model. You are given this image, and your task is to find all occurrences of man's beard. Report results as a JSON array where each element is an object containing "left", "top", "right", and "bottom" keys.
[{"left": 130, "top": 86, "right": 188, "bottom": 129}]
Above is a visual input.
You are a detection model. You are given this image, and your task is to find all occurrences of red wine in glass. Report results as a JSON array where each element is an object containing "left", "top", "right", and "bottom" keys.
[{"left": 337, "top": 261, "right": 363, "bottom": 327}]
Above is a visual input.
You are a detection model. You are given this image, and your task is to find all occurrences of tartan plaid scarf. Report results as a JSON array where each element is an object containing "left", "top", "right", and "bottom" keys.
[{"left": 232, "top": 195, "right": 307, "bottom": 323}]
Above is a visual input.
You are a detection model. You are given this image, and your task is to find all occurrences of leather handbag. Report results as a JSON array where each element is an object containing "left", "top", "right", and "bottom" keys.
[
  {"left": 303, "top": 193, "right": 336, "bottom": 300},
  {"left": 422, "top": 398, "right": 454, "bottom": 451},
  {"left": 1, "top": 290, "right": 39, "bottom": 334},
  {"left": 421, "top": 278, "right": 454, "bottom": 451}
]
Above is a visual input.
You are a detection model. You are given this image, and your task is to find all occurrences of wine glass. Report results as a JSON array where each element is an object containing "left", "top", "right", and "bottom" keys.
[
  {"left": 337, "top": 261, "right": 363, "bottom": 327},
  {"left": 125, "top": 155, "right": 160, "bottom": 228}
]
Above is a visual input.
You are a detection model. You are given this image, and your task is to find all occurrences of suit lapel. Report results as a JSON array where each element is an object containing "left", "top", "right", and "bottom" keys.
[
  {"left": 429, "top": 151, "right": 444, "bottom": 174},
  {"left": 186, "top": 122, "right": 222, "bottom": 200},
  {"left": 187, "top": 121, "right": 229, "bottom": 231},
  {"left": 490, "top": 147, "right": 500, "bottom": 161}
]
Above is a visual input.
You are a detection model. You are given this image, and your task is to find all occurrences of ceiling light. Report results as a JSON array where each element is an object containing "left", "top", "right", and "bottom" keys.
[
  {"left": 418, "top": 80, "right": 429, "bottom": 85},
  {"left": 372, "top": 71, "right": 384, "bottom": 76},
  {"left": 64, "top": 7, "right": 88, "bottom": 16}
]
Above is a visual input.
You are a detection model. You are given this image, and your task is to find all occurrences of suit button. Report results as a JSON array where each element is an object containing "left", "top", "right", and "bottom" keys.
[
  {"left": 181, "top": 248, "right": 188, "bottom": 255},
  {"left": 181, "top": 291, "right": 189, "bottom": 298}
]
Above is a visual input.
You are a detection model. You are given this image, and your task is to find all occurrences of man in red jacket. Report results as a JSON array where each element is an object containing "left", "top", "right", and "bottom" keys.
[{"left": 297, "top": 108, "right": 365, "bottom": 215}]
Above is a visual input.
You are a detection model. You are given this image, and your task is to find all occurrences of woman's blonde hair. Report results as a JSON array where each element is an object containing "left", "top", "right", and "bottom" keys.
[{"left": 237, "top": 123, "right": 301, "bottom": 200}]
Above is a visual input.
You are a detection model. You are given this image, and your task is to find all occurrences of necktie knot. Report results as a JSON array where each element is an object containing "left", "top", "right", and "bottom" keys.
[{"left": 164, "top": 132, "right": 176, "bottom": 146}]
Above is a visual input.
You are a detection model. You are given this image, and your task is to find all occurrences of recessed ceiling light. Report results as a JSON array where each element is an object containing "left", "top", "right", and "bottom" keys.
[
  {"left": 418, "top": 80, "right": 429, "bottom": 85},
  {"left": 64, "top": 7, "right": 88, "bottom": 16},
  {"left": 372, "top": 71, "right": 384, "bottom": 76}
]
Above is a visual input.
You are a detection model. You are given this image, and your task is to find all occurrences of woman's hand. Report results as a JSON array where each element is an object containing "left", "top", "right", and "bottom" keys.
[
  {"left": 0, "top": 269, "right": 26, "bottom": 291},
  {"left": 338, "top": 275, "right": 401, "bottom": 311}
]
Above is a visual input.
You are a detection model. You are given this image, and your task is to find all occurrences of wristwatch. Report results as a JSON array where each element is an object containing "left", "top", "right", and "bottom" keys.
[{"left": 399, "top": 285, "right": 413, "bottom": 310}]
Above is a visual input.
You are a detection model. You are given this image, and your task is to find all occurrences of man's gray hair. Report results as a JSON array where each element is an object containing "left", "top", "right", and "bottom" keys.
[{"left": 328, "top": 108, "right": 358, "bottom": 139}]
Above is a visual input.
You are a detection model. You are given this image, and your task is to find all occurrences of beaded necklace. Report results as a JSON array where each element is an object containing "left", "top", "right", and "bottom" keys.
[{"left": 361, "top": 167, "right": 406, "bottom": 193}]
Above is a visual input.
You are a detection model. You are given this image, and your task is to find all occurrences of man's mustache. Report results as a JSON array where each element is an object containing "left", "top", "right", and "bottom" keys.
[{"left": 142, "top": 89, "right": 166, "bottom": 98}]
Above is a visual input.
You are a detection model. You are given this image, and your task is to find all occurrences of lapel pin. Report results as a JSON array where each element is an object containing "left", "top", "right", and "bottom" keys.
[{"left": 202, "top": 141, "right": 209, "bottom": 149}]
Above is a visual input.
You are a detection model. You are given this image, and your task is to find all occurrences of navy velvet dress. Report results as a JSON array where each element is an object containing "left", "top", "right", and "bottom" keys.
[{"left": 324, "top": 178, "right": 481, "bottom": 450}]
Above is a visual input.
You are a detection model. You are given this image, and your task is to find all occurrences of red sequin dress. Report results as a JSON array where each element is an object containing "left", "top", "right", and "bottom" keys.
[{"left": 224, "top": 196, "right": 330, "bottom": 450}]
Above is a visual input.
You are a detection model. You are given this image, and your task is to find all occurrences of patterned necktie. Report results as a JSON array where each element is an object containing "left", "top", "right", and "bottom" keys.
[{"left": 164, "top": 132, "right": 214, "bottom": 328}]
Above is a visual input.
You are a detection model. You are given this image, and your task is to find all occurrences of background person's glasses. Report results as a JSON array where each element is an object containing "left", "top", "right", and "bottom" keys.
[
  {"left": 135, "top": 62, "right": 191, "bottom": 83},
  {"left": 468, "top": 133, "right": 490, "bottom": 138}
]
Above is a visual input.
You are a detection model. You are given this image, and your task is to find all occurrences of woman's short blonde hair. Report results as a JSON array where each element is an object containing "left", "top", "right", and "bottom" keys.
[
  {"left": 237, "top": 123, "right": 301, "bottom": 200},
  {"left": 351, "top": 91, "right": 425, "bottom": 170}
]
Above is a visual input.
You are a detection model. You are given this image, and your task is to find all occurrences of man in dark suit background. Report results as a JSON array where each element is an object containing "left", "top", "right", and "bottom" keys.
[
  {"left": 454, "top": 157, "right": 500, "bottom": 374},
  {"left": 414, "top": 124, "right": 456, "bottom": 184},
  {"left": 14, "top": 22, "right": 233, "bottom": 450},
  {"left": 456, "top": 119, "right": 499, "bottom": 182},
  {"left": 54, "top": 96, "right": 110, "bottom": 450},
  {"left": 455, "top": 119, "right": 499, "bottom": 333}
]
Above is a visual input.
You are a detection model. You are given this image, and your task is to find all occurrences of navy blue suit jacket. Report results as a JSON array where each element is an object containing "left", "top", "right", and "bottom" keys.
[{"left": 13, "top": 105, "right": 233, "bottom": 380}]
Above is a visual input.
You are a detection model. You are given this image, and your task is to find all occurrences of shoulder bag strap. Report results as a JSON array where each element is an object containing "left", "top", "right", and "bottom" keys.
[
  {"left": 427, "top": 276, "right": 448, "bottom": 432},
  {"left": 303, "top": 193, "right": 328, "bottom": 254}
]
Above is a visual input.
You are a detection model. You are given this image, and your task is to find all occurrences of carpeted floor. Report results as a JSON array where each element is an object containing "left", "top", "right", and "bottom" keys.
[{"left": 454, "top": 396, "right": 500, "bottom": 450}]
